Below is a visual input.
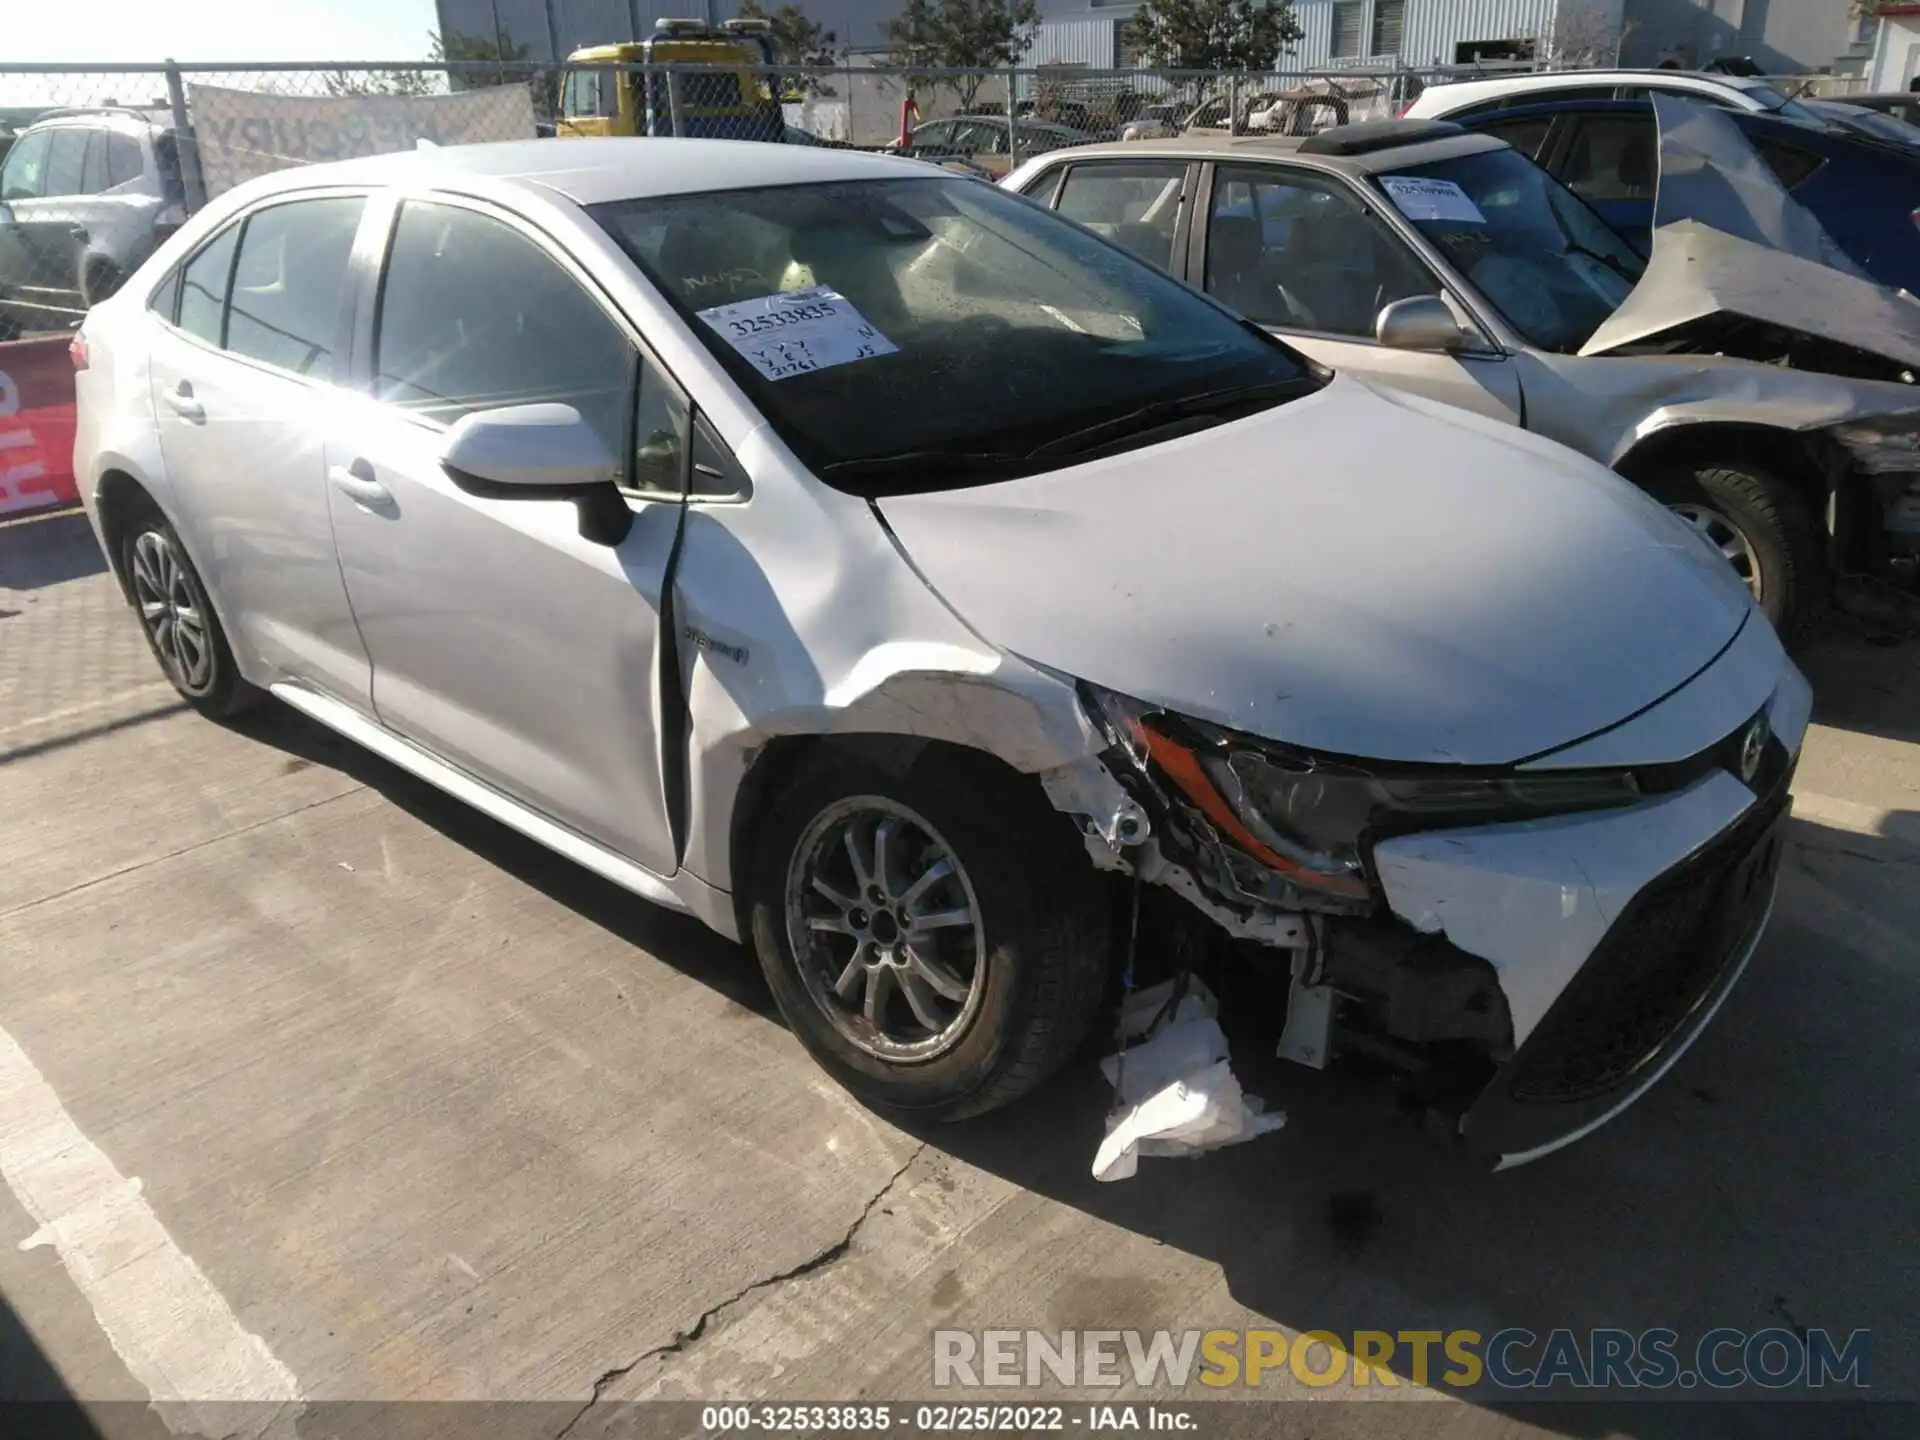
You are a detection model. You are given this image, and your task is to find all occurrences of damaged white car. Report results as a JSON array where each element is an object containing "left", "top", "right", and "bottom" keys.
[
  {"left": 1009, "top": 97, "right": 1920, "bottom": 637},
  {"left": 74, "top": 139, "right": 1808, "bottom": 1167}
]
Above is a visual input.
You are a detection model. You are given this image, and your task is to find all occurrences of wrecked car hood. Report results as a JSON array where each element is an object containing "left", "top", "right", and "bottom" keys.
[
  {"left": 1582, "top": 94, "right": 1920, "bottom": 367},
  {"left": 877, "top": 376, "right": 1753, "bottom": 766}
]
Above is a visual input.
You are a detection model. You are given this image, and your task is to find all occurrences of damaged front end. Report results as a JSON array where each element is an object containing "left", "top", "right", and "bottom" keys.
[
  {"left": 1042, "top": 676, "right": 1801, "bottom": 1167},
  {"left": 1579, "top": 97, "right": 1920, "bottom": 575}
]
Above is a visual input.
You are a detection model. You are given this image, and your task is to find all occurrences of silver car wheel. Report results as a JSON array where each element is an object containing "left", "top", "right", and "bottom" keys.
[
  {"left": 131, "top": 529, "right": 215, "bottom": 696},
  {"left": 785, "top": 795, "right": 987, "bottom": 1063},
  {"left": 1671, "top": 503, "right": 1761, "bottom": 598}
]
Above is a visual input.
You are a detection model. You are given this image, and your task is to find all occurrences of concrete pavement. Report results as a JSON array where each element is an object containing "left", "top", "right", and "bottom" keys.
[{"left": 1, "top": 510, "right": 1914, "bottom": 1438}]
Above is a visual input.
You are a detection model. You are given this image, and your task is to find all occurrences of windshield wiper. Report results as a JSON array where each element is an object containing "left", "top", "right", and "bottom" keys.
[
  {"left": 1560, "top": 238, "right": 1641, "bottom": 285},
  {"left": 1025, "top": 377, "right": 1318, "bottom": 461}
]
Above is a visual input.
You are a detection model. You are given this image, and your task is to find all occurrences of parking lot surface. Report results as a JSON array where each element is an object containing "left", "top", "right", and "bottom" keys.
[{"left": 2, "top": 509, "right": 1916, "bottom": 1438}]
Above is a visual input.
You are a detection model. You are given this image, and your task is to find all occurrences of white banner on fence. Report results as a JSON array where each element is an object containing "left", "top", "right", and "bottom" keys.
[{"left": 187, "top": 83, "right": 537, "bottom": 196}]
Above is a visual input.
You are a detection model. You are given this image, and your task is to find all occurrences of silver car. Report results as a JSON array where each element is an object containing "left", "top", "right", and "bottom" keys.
[
  {"left": 73, "top": 139, "right": 1807, "bottom": 1163},
  {"left": 1007, "top": 123, "right": 1920, "bottom": 637},
  {"left": 0, "top": 106, "right": 189, "bottom": 337}
]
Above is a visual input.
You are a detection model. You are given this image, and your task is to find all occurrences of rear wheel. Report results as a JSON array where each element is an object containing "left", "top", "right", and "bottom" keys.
[
  {"left": 1644, "top": 461, "right": 1827, "bottom": 639},
  {"left": 749, "top": 748, "right": 1110, "bottom": 1121},
  {"left": 120, "top": 504, "right": 258, "bottom": 718}
]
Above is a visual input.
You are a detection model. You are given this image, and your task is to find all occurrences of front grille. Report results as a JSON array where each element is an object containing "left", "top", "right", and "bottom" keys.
[{"left": 1505, "top": 789, "right": 1787, "bottom": 1104}]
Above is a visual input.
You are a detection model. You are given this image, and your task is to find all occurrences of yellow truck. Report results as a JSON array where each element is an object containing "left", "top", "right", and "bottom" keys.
[{"left": 557, "top": 20, "right": 785, "bottom": 143}]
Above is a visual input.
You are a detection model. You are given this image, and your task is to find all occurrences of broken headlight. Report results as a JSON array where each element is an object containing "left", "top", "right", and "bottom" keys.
[{"left": 1084, "top": 686, "right": 1640, "bottom": 905}]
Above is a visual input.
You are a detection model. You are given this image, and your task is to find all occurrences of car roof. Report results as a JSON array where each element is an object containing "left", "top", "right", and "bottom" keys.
[
  {"left": 1019, "top": 128, "right": 1507, "bottom": 175},
  {"left": 22, "top": 106, "right": 168, "bottom": 135},
  {"left": 1415, "top": 69, "right": 1773, "bottom": 112},
  {"left": 243, "top": 137, "right": 941, "bottom": 206}
]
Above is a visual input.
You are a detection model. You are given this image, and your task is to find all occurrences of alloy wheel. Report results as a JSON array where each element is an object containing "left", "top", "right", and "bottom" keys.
[
  {"left": 785, "top": 796, "right": 987, "bottom": 1063},
  {"left": 1670, "top": 503, "right": 1761, "bottom": 599},
  {"left": 130, "top": 530, "right": 215, "bottom": 695}
]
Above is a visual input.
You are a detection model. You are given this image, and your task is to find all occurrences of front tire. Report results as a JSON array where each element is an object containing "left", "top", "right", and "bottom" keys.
[
  {"left": 1644, "top": 461, "right": 1827, "bottom": 639},
  {"left": 750, "top": 747, "right": 1110, "bottom": 1121},
  {"left": 121, "top": 506, "right": 258, "bottom": 718}
]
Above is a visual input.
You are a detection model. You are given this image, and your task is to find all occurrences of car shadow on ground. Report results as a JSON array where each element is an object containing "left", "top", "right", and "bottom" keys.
[
  {"left": 231, "top": 702, "right": 1916, "bottom": 1438},
  {"left": 0, "top": 1289, "right": 110, "bottom": 1436},
  {"left": 0, "top": 511, "right": 107, "bottom": 600}
]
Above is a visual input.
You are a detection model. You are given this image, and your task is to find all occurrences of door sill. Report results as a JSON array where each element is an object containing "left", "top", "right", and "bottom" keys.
[{"left": 268, "top": 683, "right": 691, "bottom": 917}]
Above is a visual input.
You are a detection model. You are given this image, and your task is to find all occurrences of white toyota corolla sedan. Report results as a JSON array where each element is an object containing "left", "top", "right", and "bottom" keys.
[{"left": 72, "top": 139, "right": 1809, "bottom": 1164}]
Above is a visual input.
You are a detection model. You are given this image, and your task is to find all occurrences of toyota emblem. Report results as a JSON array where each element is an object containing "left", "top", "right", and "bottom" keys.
[{"left": 1739, "top": 717, "right": 1768, "bottom": 784}]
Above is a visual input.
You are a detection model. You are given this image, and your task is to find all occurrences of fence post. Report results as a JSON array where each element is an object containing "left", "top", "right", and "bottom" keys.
[
  {"left": 845, "top": 62, "right": 856, "bottom": 146},
  {"left": 163, "top": 59, "right": 207, "bottom": 213},
  {"left": 1005, "top": 64, "right": 1018, "bottom": 162},
  {"left": 666, "top": 65, "right": 684, "bottom": 137},
  {"left": 1227, "top": 72, "right": 1241, "bottom": 137}
]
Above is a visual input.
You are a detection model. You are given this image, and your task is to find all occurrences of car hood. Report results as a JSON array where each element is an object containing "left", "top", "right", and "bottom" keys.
[{"left": 875, "top": 375, "right": 1754, "bottom": 766}]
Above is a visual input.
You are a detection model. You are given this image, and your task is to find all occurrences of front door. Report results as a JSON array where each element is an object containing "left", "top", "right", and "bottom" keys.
[
  {"left": 145, "top": 192, "right": 372, "bottom": 707},
  {"left": 1196, "top": 163, "right": 1524, "bottom": 424},
  {"left": 325, "top": 196, "right": 685, "bottom": 875}
]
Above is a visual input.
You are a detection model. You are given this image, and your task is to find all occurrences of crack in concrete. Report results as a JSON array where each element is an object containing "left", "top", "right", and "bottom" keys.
[{"left": 551, "top": 1142, "right": 928, "bottom": 1440}]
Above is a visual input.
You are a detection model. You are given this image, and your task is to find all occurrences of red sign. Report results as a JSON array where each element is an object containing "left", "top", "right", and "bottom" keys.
[{"left": 0, "top": 337, "right": 80, "bottom": 515}]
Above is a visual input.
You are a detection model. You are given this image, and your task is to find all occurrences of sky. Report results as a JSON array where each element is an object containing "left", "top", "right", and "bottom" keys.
[{"left": 11, "top": 0, "right": 444, "bottom": 64}]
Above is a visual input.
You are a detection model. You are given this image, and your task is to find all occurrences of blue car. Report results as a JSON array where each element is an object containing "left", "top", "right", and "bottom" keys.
[{"left": 1452, "top": 97, "right": 1920, "bottom": 294}]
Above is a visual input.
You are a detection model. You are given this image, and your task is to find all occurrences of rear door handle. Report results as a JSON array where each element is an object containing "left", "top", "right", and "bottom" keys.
[
  {"left": 328, "top": 459, "right": 393, "bottom": 509},
  {"left": 163, "top": 383, "right": 204, "bottom": 422}
]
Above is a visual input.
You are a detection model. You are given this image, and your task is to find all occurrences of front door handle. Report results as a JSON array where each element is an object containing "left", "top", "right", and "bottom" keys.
[
  {"left": 163, "top": 382, "right": 204, "bottom": 422},
  {"left": 328, "top": 459, "right": 393, "bottom": 509}
]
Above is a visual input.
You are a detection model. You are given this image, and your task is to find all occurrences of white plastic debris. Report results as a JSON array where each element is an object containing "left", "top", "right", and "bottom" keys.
[{"left": 1092, "top": 976, "right": 1287, "bottom": 1182}]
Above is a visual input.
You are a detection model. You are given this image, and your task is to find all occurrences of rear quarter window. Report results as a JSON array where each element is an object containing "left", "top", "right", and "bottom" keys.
[{"left": 1753, "top": 139, "right": 1825, "bottom": 191}]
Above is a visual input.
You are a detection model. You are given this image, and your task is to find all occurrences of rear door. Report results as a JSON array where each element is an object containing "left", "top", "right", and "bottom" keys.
[
  {"left": 323, "top": 193, "right": 685, "bottom": 875},
  {"left": 1191, "top": 161, "right": 1522, "bottom": 423},
  {"left": 0, "top": 126, "right": 91, "bottom": 325},
  {"left": 145, "top": 192, "right": 372, "bottom": 706}
]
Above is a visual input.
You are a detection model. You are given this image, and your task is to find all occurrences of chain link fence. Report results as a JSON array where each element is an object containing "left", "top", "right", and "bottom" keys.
[{"left": 12, "top": 53, "right": 1813, "bottom": 341}]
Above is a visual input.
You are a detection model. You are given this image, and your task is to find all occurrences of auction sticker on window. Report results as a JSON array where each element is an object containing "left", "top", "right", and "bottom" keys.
[
  {"left": 696, "top": 285, "right": 898, "bottom": 381},
  {"left": 1379, "top": 175, "right": 1486, "bottom": 225}
]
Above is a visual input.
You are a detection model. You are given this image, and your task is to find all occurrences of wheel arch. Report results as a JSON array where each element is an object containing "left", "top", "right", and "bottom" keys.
[
  {"left": 1611, "top": 421, "right": 1837, "bottom": 504},
  {"left": 94, "top": 466, "right": 157, "bottom": 605}
]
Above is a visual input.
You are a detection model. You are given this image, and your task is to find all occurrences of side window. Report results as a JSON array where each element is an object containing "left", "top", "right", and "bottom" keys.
[
  {"left": 1055, "top": 162, "right": 1187, "bottom": 270},
  {"left": 1206, "top": 166, "right": 1432, "bottom": 338},
  {"left": 1479, "top": 114, "right": 1554, "bottom": 160},
  {"left": 911, "top": 122, "right": 953, "bottom": 149},
  {"left": 374, "top": 201, "right": 637, "bottom": 460},
  {"left": 1753, "top": 138, "right": 1825, "bottom": 191},
  {"left": 565, "top": 68, "right": 615, "bottom": 119},
  {"left": 630, "top": 357, "right": 690, "bottom": 496},
  {"left": 176, "top": 222, "right": 242, "bottom": 345},
  {"left": 225, "top": 196, "right": 365, "bottom": 378},
  {"left": 41, "top": 129, "right": 88, "bottom": 198},
  {"left": 106, "top": 133, "right": 144, "bottom": 188},
  {"left": 79, "top": 132, "right": 109, "bottom": 195},
  {"left": 149, "top": 267, "right": 181, "bottom": 322},
  {"left": 1022, "top": 166, "right": 1066, "bottom": 209},
  {"left": 1, "top": 131, "right": 51, "bottom": 200},
  {"left": 1560, "top": 115, "right": 1657, "bottom": 202}
]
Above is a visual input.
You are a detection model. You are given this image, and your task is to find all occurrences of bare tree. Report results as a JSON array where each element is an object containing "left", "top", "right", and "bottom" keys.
[{"left": 1541, "top": 1, "right": 1629, "bottom": 70}]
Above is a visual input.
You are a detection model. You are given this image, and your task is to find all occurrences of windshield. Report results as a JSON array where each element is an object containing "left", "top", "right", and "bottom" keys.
[
  {"left": 592, "top": 176, "right": 1314, "bottom": 490},
  {"left": 1370, "top": 147, "right": 1645, "bottom": 353}
]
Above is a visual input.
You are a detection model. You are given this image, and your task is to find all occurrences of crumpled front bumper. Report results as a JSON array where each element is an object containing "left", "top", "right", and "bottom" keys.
[{"left": 1369, "top": 675, "right": 1806, "bottom": 1166}]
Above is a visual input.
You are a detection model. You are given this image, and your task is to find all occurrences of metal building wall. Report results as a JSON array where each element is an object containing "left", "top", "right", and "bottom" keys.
[
  {"left": 1289, "top": 0, "right": 1604, "bottom": 69},
  {"left": 1027, "top": 16, "right": 1122, "bottom": 69}
]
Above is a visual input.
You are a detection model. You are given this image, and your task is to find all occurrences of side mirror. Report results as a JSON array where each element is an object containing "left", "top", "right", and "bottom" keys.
[
  {"left": 439, "top": 403, "right": 631, "bottom": 545},
  {"left": 1375, "top": 294, "right": 1472, "bottom": 353}
]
